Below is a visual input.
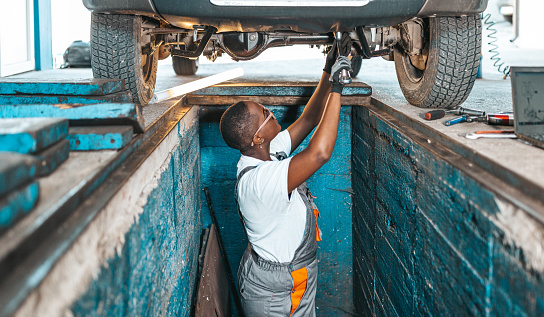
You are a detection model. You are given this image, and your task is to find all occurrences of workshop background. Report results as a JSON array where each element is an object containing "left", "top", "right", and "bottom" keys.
[{"left": 1, "top": 0, "right": 544, "bottom": 316}]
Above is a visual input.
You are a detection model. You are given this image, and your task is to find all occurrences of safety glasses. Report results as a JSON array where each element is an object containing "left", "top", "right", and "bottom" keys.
[{"left": 251, "top": 108, "right": 275, "bottom": 146}]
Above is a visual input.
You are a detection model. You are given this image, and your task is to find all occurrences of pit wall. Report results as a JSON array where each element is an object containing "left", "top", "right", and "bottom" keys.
[
  {"left": 14, "top": 107, "right": 202, "bottom": 316},
  {"left": 199, "top": 105, "right": 355, "bottom": 316},
  {"left": 352, "top": 103, "right": 544, "bottom": 316}
]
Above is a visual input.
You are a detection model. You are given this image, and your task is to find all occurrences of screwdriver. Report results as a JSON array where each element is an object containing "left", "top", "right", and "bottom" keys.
[
  {"left": 444, "top": 113, "right": 515, "bottom": 126},
  {"left": 425, "top": 107, "right": 486, "bottom": 120}
]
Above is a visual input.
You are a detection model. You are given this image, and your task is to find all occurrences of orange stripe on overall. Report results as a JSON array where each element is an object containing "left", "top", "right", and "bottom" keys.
[
  {"left": 314, "top": 208, "right": 321, "bottom": 242},
  {"left": 290, "top": 266, "right": 308, "bottom": 315}
]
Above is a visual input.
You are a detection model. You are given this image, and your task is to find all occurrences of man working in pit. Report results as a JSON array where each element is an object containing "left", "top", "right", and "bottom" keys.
[{"left": 219, "top": 35, "right": 352, "bottom": 317}]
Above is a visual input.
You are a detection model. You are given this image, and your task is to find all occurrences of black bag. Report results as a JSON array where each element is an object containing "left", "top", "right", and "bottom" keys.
[{"left": 62, "top": 40, "right": 91, "bottom": 68}]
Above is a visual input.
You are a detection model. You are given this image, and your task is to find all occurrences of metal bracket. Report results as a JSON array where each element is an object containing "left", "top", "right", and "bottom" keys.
[{"left": 171, "top": 26, "right": 217, "bottom": 58}]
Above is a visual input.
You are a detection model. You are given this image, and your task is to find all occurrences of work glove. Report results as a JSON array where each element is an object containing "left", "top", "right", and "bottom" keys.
[
  {"left": 329, "top": 56, "right": 352, "bottom": 94},
  {"left": 323, "top": 33, "right": 352, "bottom": 74}
]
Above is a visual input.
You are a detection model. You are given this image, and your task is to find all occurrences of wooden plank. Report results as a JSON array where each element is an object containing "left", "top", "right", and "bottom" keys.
[
  {"left": 195, "top": 224, "right": 230, "bottom": 317},
  {"left": 0, "top": 153, "right": 39, "bottom": 198},
  {"left": 34, "top": 139, "right": 70, "bottom": 176},
  {"left": 0, "top": 91, "right": 132, "bottom": 105},
  {"left": 0, "top": 118, "right": 68, "bottom": 154},
  {"left": 187, "top": 94, "right": 371, "bottom": 106},
  {"left": 0, "top": 78, "right": 125, "bottom": 96},
  {"left": 191, "top": 81, "right": 372, "bottom": 97},
  {"left": 0, "top": 181, "right": 39, "bottom": 234},
  {"left": 67, "top": 126, "right": 133, "bottom": 151},
  {"left": 0, "top": 103, "right": 145, "bottom": 133}
]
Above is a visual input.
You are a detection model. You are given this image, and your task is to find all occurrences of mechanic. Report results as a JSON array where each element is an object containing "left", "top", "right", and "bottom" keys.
[{"left": 219, "top": 35, "right": 352, "bottom": 317}]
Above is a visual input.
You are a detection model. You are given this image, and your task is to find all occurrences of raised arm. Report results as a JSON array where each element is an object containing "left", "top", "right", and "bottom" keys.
[
  {"left": 286, "top": 71, "right": 333, "bottom": 152},
  {"left": 287, "top": 57, "right": 351, "bottom": 193},
  {"left": 286, "top": 34, "right": 352, "bottom": 153}
]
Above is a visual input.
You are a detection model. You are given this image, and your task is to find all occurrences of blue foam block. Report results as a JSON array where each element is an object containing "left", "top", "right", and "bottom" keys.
[
  {"left": 0, "top": 181, "right": 39, "bottom": 232},
  {"left": 35, "top": 139, "right": 70, "bottom": 176},
  {"left": 0, "top": 91, "right": 132, "bottom": 105},
  {"left": 0, "top": 103, "right": 144, "bottom": 133},
  {"left": 0, "top": 78, "right": 125, "bottom": 96},
  {"left": 0, "top": 152, "right": 39, "bottom": 198},
  {"left": 0, "top": 118, "right": 68, "bottom": 154},
  {"left": 68, "top": 126, "right": 133, "bottom": 151},
  {"left": 191, "top": 82, "right": 372, "bottom": 96}
]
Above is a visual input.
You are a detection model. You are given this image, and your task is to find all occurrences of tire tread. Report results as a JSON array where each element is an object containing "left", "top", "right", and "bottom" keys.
[{"left": 91, "top": 14, "right": 157, "bottom": 105}]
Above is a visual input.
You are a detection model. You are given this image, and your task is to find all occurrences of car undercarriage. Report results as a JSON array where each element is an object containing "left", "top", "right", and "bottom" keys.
[{"left": 84, "top": 0, "right": 488, "bottom": 107}]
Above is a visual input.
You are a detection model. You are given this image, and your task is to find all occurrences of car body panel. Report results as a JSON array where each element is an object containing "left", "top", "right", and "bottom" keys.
[
  {"left": 154, "top": 0, "right": 425, "bottom": 32},
  {"left": 83, "top": 0, "right": 489, "bottom": 32},
  {"left": 417, "top": 0, "right": 488, "bottom": 16},
  {"left": 83, "top": 0, "right": 159, "bottom": 17}
]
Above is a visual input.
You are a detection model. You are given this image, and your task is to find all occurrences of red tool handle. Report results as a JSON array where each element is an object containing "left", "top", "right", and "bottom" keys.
[{"left": 425, "top": 110, "right": 446, "bottom": 120}]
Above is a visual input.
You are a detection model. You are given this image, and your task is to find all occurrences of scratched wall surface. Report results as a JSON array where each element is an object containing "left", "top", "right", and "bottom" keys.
[
  {"left": 70, "top": 111, "right": 202, "bottom": 317},
  {"left": 352, "top": 105, "right": 544, "bottom": 316},
  {"left": 199, "top": 105, "right": 354, "bottom": 316}
]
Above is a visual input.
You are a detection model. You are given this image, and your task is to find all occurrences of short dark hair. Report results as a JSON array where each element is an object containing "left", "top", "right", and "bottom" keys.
[{"left": 220, "top": 101, "right": 257, "bottom": 151}]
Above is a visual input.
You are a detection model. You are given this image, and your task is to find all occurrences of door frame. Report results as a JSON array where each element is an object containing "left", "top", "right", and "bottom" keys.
[{"left": 0, "top": 0, "right": 35, "bottom": 77}]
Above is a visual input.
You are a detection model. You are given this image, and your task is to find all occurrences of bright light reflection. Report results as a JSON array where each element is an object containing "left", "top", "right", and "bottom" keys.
[{"left": 151, "top": 67, "right": 245, "bottom": 103}]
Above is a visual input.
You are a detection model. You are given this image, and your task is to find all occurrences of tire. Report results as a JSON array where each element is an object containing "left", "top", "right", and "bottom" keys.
[
  {"left": 91, "top": 13, "right": 158, "bottom": 105},
  {"left": 394, "top": 15, "right": 481, "bottom": 108},
  {"left": 172, "top": 56, "right": 199, "bottom": 76},
  {"left": 350, "top": 55, "right": 363, "bottom": 78}
]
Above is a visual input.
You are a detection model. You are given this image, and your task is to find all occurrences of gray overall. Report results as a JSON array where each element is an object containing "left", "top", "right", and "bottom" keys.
[{"left": 235, "top": 154, "right": 320, "bottom": 317}]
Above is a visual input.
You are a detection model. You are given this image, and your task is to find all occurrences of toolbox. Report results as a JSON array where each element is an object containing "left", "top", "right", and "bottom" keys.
[{"left": 510, "top": 67, "right": 544, "bottom": 149}]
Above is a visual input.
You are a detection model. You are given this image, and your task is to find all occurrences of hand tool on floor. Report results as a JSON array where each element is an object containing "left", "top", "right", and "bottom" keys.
[
  {"left": 464, "top": 113, "right": 515, "bottom": 125},
  {"left": 335, "top": 32, "right": 352, "bottom": 85},
  {"left": 444, "top": 113, "right": 515, "bottom": 126},
  {"left": 464, "top": 130, "right": 517, "bottom": 139},
  {"left": 425, "top": 107, "right": 486, "bottom": 120},
  {"left": 444, "top": 115, "right": 469, "bottom": 126},
  {"left": 483, "top": 113, "right": 515, "bottom": 125}
]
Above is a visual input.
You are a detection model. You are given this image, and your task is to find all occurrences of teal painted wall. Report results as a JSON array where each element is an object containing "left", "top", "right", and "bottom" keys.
[
  {"left": 352, "top": 105, "right": 544, "bottom": 316},
  {"left": 199, "top": 105, "right": 354, "bottom": 316},
  {"left": 70, "top": 117, "right": 202, "bottom": 316}
]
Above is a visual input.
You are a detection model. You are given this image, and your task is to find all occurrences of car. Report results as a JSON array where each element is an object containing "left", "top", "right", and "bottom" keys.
[
  {"left": 83, "top": 0, "right": 488, "bottom": 108},
  {"left": 62, "top": 41, "right": 91, "bottom": 68}
]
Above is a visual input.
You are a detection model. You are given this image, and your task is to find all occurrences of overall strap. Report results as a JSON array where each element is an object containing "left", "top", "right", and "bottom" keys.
[
  {"left": 235, "top": 166, "right": 257, "bottom": 231},
  {"left": 270, "top": 151, "right": 288, "bottom": 161}
]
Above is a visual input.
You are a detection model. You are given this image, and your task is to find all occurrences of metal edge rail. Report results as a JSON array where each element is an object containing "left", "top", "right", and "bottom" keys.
[{"left": 0, "top": 98, "right": 190, "bottom": 316}]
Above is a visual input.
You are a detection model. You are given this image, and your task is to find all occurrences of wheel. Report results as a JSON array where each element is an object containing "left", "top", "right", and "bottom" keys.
[
  {"left": 90, "top": 13, "right": 158, "bottom": 105},
  {"left": 394, "top": 15, "right": 481, "bottom": 108},
  {"left": 172, "top": 56, "right": 199, "bottom": 76},
  {"left": 350, "top": 55, "right": 363, "bottom": 78}
]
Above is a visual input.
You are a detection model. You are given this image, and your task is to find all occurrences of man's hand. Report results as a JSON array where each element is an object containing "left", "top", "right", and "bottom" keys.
[{"left": 329, "top": 56, "right": 352, "bottom": 94}]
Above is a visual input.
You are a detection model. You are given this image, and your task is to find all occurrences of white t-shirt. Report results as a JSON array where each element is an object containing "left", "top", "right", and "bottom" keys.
[{"left": 236, "top": 130, "right": 307, "bottom": 263}]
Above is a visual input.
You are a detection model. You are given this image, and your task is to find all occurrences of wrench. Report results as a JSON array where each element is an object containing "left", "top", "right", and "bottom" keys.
[
  {"left": 335, "top": 31, "right": 352, "bottom": 85},
  {"left": 464, "top": 133, "right": 517, "bottom": 139}
]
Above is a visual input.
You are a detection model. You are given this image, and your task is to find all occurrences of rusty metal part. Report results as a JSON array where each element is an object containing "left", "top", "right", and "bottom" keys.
[
  {"left": 144, "top": 27, "right": 190, "bottom": 34},
  {"left": 218, "top": 32, "right": 332, "bottom": 60},
  {"left": 158, "top": 44, "right": 172, "bottom": 60},
  {"left": 171, "top": 26, "right": 216, "bottom": 58},
  {"left": 354, "top": 26, "right": 398, "bottom": 59},
  {"left": 399, "top": 19, "right": 428, "bottom": 70}
]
